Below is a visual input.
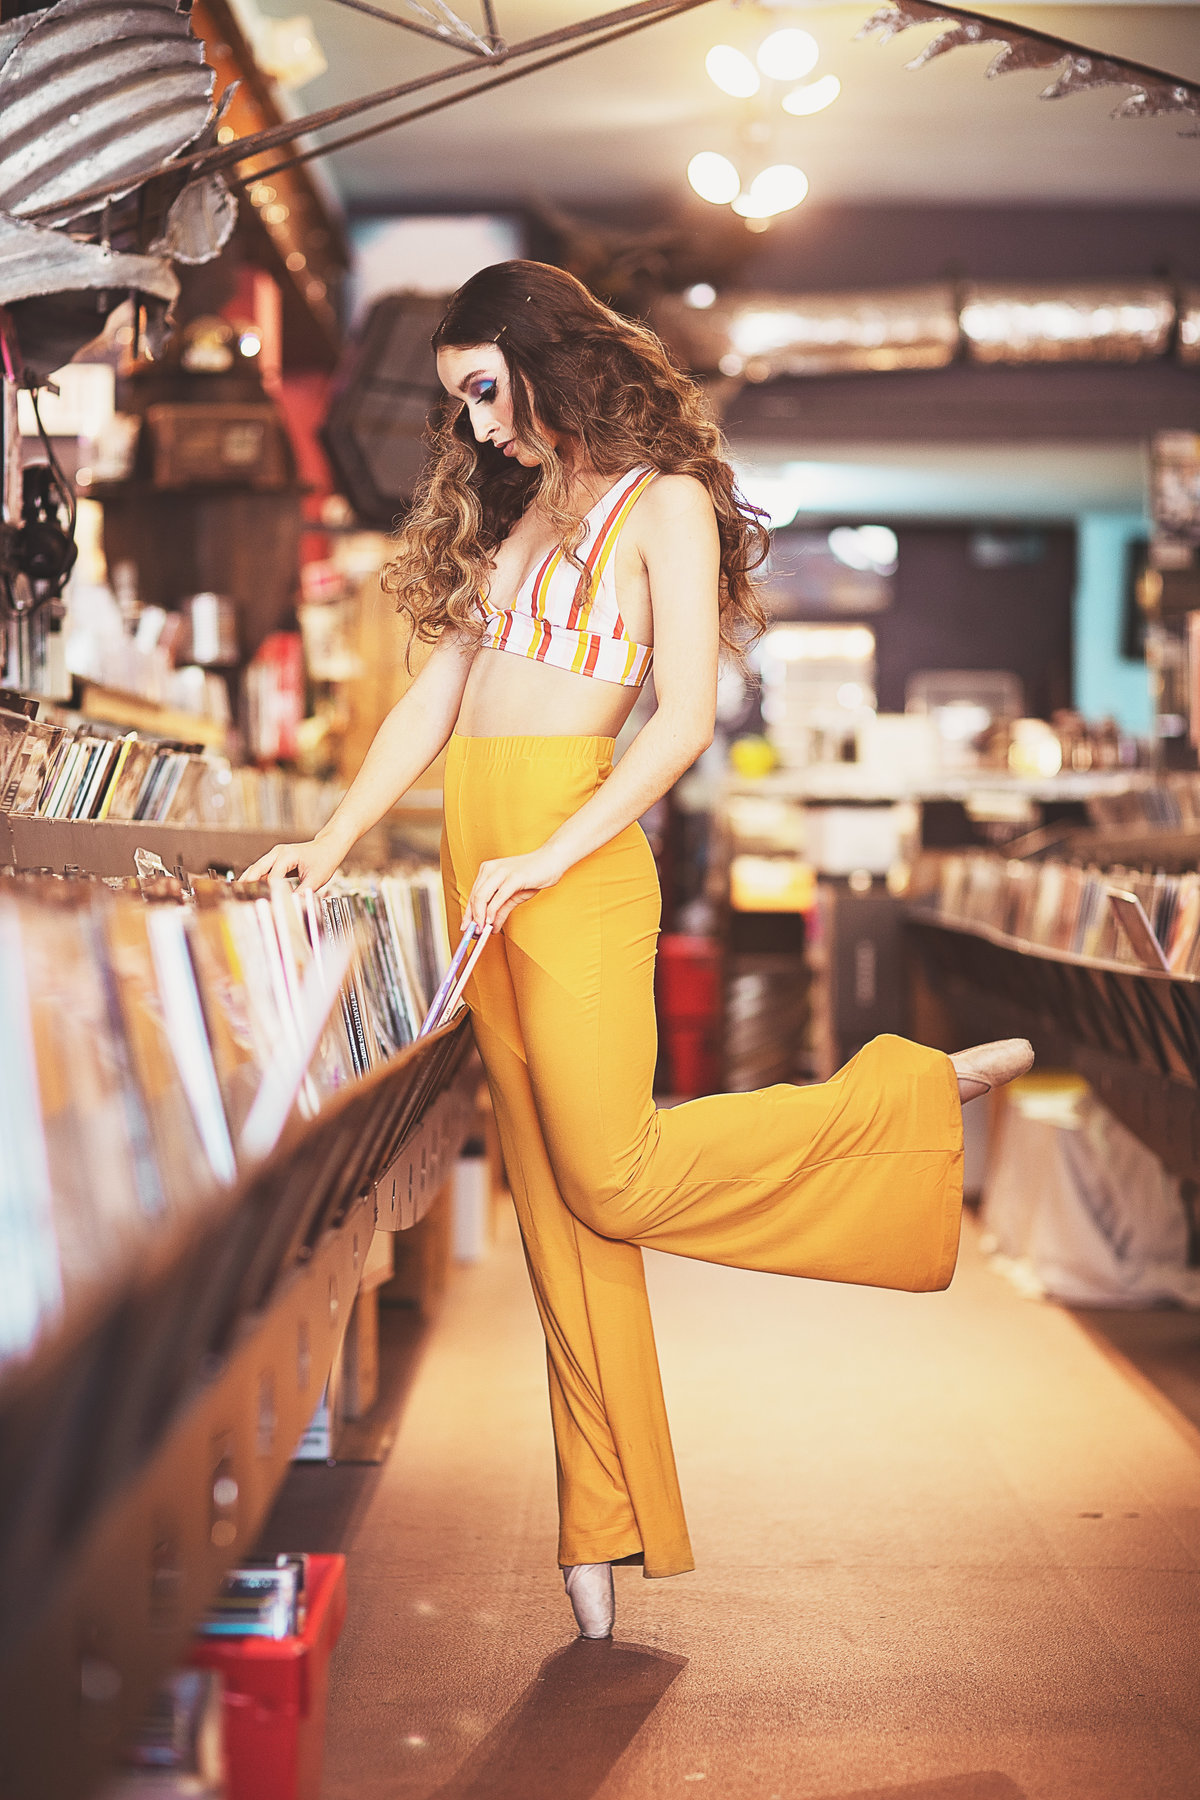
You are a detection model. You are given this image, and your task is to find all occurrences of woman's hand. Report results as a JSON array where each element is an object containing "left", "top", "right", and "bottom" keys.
[
  {"left": 467, "top": 843, "right": 566, "bottom": 932},
  {"left": 240, "top": 834, "right": 346, "bottom": 892}
]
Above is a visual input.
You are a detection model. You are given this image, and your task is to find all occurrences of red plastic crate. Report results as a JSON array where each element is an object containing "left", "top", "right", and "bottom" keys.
[
  {"left": 662, "top": 1021, "right": 718, "bottom": 1097},
  {"left": 188, "top": 1553, "right": 347, "bottom": 1800},
  {"left": 656, "top": 935, "right": 720, "bottom": 1022},
  {"left": 656, "top": 936, "right": 720, "bottom": 1095}
]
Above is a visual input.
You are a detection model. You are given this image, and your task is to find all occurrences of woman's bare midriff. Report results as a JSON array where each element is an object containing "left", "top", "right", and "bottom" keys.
[{"left": 455, "top": 644, "right": 642, "bottom": 739}]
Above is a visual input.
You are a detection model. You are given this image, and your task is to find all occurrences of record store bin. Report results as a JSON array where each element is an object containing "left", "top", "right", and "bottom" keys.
[{"left": 0, "top": 813, "right": 482, "bottom": 1800}]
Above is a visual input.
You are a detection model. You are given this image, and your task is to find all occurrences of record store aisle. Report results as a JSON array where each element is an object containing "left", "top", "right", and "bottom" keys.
[{"left": 320, "top": 1213, "right": 1200, "bottom": 1800}]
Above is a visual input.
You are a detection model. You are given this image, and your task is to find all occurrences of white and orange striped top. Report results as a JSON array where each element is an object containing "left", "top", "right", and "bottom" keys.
[{"left": 478, "top": 465, "right": 658, "bottom": 689}]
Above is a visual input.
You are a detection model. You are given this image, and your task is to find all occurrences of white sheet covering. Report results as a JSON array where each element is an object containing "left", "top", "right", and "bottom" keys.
[{"left": 981, "top": 1077, "right": 1200, "bottom": 1308}]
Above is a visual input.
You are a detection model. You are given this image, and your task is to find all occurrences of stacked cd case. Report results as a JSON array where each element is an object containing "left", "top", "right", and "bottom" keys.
[{"left": 197, "top": 1555, "right": 308, "bottom": 1640}]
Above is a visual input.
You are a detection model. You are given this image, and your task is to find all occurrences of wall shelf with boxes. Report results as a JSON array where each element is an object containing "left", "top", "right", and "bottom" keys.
[{"left": 0, "top": 838, "right": 481, "bottom": 1799}]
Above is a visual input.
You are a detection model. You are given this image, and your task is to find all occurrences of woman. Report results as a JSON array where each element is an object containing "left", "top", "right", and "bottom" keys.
[{"left": 245, "top": 260, "right": 1033, "bottom": 1640}]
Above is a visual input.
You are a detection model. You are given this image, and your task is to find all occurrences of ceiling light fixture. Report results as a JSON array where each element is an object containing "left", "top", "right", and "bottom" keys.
[
  {"left": 694, "top": 22, "right": 835, "bottom": 231},
  {"left": 782, "top": 73, "right": 841, "bottom": 116},
  {"left": 756, "top": 28, "right": 819, "bottom": 83},
  {"left": 828, "top": 525, "right": 899, "bottom": 576},
  {"left": 731, "top": 163, "right": 809, "bottom": 221},
  {"left": 685, "top": 282, "right": 718, "bottom": 309},
  {"left": 705, "top": 44, "right": 760, "bottom": 99},
  {"left": 687, "top": 151, "right": 742, "bottom": 205}
]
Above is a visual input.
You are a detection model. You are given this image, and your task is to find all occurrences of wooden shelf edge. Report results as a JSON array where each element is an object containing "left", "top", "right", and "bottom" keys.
[
  {"left": 906, "top": 906, "right": 1195, "bottom": 983},
  {"left": 0, "top": 813, "right": 442, "bottom": 880},
  {"left": 0, "top": 816, "right": 292, "bottom": 879}
]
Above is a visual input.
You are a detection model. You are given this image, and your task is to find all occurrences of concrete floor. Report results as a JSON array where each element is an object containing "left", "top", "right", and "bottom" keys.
[{"left": 313, "top": 1212, "right": 1200, "bottom": 1800}]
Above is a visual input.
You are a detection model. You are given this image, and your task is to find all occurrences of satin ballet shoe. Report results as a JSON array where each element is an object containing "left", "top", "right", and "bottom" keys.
[
  {"left": 563, "top": 1563, "right": 615, "bottom": 1639},
  {"left": 949, "top": 1037, "right": 1034, "bottom": 1103}
]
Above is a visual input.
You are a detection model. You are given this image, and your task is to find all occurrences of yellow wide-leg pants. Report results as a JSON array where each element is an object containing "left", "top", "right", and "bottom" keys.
[{"left": 441, "top": 733, "right": 963, "bottom": 1579}]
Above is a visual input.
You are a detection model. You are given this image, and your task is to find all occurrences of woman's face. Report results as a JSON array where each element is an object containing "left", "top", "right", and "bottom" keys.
[{"left": 436, "top": 342, "right": 544, "bottom": 468}]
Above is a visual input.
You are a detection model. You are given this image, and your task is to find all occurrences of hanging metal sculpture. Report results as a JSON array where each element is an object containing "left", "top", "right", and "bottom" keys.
[
  {"left": 0, "top": 0, "right": 241, "bottom": 377},
  {"left": 20, "top": 0, "right": 721, "bottom": 214},
  {"left": 858, "top": 0, "right": 1200, "bottom": 135}
]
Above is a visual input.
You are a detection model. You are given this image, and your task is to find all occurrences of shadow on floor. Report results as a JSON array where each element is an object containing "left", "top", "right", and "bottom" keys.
[
  {"left": 826, "top": 1777, "right": 1025, "bottom": 1800},
  {"left": 426, "top": 1639, "right": 687, "bottom": 1800}
]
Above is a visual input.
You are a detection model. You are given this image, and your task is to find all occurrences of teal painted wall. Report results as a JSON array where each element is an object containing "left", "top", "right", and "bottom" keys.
[{"left": 1073, "top": 513, "right": 1152, "bottom": 736}]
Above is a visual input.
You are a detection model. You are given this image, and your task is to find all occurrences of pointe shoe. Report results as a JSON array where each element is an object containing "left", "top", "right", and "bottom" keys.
[
  {"left": 563, "top": 1563, "right": 614, "bottom": 1639},
  {"left": 950, "top": 1037, "right": 1034, "bottom": 1103}
]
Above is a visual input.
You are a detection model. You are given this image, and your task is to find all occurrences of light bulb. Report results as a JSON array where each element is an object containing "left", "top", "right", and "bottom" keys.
[
  {"left": 782, "top": 73, "right": 841, "bottom": 115},
  {"left": 731, "top": 163, "right": 809, "bottom": 219},
  {"left": 687, "top": 151, "right": 741, "bottom": 206},
  {"left": 828, "top": 525, "right": 898, "bottom": 575},
  {"left": 856, "top": 525, "right": 899, "bottom": 572},
  {"left": 705, "top": 44, "right": 760, "bottom": 98},
  {"left": 756, "top": 28, "right": 819, "bottom": 83}
]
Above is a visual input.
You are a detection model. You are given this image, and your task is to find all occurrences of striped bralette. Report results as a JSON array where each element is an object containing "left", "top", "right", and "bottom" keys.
[{"left": 478, "top": 465, "right": 657, "bottom": 689}]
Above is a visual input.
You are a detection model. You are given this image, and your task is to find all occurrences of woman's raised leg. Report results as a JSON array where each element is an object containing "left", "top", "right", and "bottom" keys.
[{"left": 501, "top": 813, "right": 964, "bottom": 1295}]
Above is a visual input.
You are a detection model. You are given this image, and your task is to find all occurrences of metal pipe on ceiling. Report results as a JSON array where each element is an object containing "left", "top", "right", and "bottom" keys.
[
  {"left": 21, "top": 0, "right": 719, "bottom": 220},
  {"left": 654, "top": 281, "right": 1199, "bottom": 381}
]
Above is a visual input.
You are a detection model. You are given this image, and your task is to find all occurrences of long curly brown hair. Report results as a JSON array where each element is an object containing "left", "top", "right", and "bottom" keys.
[{"left": 381, "top": 260, "right": 769, "bottom": 659}]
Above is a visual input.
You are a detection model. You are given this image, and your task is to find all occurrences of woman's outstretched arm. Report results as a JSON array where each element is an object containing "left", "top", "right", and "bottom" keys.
[
  {"left": 242, "top": 628, "right": 477, "bottom": 890},
  {"left": 465, "top": 474, "right": 720, "bottom": 931}
]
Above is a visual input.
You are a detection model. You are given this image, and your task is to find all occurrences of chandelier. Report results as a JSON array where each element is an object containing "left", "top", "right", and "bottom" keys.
[{"left": 687, "top": 23, "right": 840, "bottom": 227}]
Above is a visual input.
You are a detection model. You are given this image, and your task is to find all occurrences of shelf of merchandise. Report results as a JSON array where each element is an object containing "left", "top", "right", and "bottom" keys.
[
  {"left": 68, "top": 682, "right": 230, "bottom": 751},
  {"left": 710, "top": 766, "right": 1151, "bottom": 806},
  {"left": 1061, "top": 824, "right": 1200, "bottom": 873},
  {"left": 0, "top": 1007, "right": 478, "bottom": 1800},
  {"left": 907, "top": 908, "right": 1200, "bottom": 1189},
  {"left": 0, "top": 803, "right": 447, "bottom": 881}
]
